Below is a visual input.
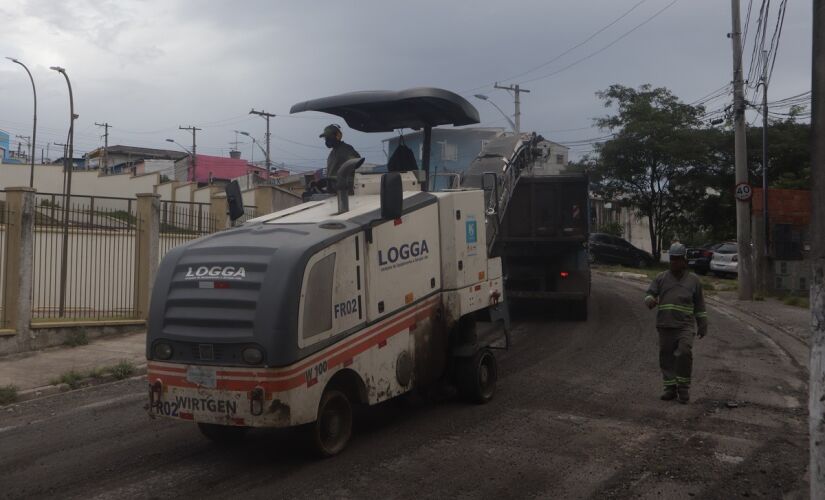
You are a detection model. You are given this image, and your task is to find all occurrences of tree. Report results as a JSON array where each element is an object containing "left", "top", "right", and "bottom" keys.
[{"left": 593, "top": 84, "right": 708, "bottom": 260}]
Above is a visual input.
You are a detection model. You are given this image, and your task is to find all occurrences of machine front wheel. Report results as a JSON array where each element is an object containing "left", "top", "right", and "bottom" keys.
[
  {"left": 310, "top": 388, "right": 353, "bottom": 457},
  {"left": 457, "top": 348, "right": 498, "bottom": 404}
]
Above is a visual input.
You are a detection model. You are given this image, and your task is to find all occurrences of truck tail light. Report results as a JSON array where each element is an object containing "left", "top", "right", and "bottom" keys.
[{"left": 560, "top": 272, "right": 570, "bottom": 279}]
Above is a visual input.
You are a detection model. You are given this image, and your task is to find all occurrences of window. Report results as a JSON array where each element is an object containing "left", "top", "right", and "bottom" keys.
[
  {"left": 440, "top": 142, "right": 458, "bottom": 162},
  {"left": 302, "top": 253, "right": 336, "bottom": 339},
  {"left": 556, "top": 154, "right": 565, "bottom": 164}
]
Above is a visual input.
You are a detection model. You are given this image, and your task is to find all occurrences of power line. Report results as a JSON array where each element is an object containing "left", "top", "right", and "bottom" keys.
[
  {"left": 766, "top": 0, "right": 788, "bottom": 85},
  {"left": 475, "top": 0, "right": 649, "bottom": 90},
  {"left": 518, "top": 0, "right": 680, "bottom": 85}
]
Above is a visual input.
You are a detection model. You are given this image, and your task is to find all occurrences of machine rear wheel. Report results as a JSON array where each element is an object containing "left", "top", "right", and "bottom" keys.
[
  {"left": 310, "top": 388, "right": 353, "bottom": 457},
  {"left": 457, "top": 348, "right": 498, "bottom": 404},
  {"left": 197, "top": 422, "right": 248, "bottom": 444}
]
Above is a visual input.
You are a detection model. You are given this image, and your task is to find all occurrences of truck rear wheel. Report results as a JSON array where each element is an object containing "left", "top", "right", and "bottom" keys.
[
  {"left": 571, "top": 298, "right": 588, "bottom": 321},
  {"left": 310, "top": 388, "right": 353, "bottom": 457},
  {"left": 457, "top": 348, "right": 498, "bottom": 404},
  {"left": 197, "top": 422, "right": 248, "bottom": 444}
]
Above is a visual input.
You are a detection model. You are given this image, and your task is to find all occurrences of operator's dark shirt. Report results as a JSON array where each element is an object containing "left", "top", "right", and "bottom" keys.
[{"left": 327, "top": 142, "right": 361, "bottom": 178}]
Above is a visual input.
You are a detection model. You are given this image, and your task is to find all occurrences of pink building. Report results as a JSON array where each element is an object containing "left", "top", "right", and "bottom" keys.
[{"left": 176, "top": 154, "right": 271, "bottom": 184}]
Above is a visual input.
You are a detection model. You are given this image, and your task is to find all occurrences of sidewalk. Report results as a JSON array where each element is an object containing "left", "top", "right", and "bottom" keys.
[
  {"left": 595, "top": 269, "right": 811, "bottom": 341},
  {"left": 0, "top": 331, "right": 146, "bottom": 402}
]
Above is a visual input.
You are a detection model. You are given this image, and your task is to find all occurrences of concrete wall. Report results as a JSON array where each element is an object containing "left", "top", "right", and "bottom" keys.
[
  {"left": 591, "top": 199, "right": 652, "bottom": 253},
  {"left": 155, "top": 182, "right": 174, "bottom": 201},
  {"left": 193, "top": 186, "right": 215, "bottom": 204},
  {"left": 174, "top": 183, "right": 195, "bottom": 203},
  {"left": 0, "top": 163, "right": 161, "bottom": 200}
]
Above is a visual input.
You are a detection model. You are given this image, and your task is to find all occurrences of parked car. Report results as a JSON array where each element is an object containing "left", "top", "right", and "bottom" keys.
[
  {"left": 589, "top": 233, "right": 655, "bottom": 268},
  {"left": 686, "top": 242, "right": 724, "bottom": 275},
  {"left": 709, "top": 242, "right": 738, "bottom": 277}
]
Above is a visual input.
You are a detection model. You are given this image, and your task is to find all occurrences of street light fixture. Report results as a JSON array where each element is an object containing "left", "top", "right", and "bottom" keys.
[
  {"left": 6, "top": 57, "right": 37, "bottom": 187},
  {"left": 474, "top": 94, "right": 516, "bottom": 132},
  {"left": 50, "top": 64, "right": 76, "bottom": 318},
  {"left": 239, "top": 131, "right": 268, "bottom": 165},
  {"left": 165, "top": 138, "right": 192, "bottom": 154},
  {"left": 166, "top": 138, "right": 193, "bottom": 181}
]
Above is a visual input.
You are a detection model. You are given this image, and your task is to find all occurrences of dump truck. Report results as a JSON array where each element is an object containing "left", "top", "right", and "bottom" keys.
[
  {"left": 462, "top": 134, "right": 591, "bottom": 320},
  {"left": 145, "top": 88, "right": 509, "bottom": 456}
]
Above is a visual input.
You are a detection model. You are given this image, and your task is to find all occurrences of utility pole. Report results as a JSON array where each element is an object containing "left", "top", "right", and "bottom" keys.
[
  {"left": 809, "top": 2, "right": 825, "bottom": 497},
  {"left": 95, "top": 122, "right": 111, "bottom": 174},
  {"left": 15, "top": 135, "right": 31, "bottom": 162},
  {"left": 179, "top": 125, "right": 201, "bottom": 182},
  {"left": 494, "top": 83, "right": 530, "bottom": 135},
  {"left": 731, "top": 0, "right": 754, "bottom": 300},
  {"left": 249, "top": 109, "right": 275, "bottom": 171},
  {"left": 759, "top": 49, "right": 770, "bottom": 294}
]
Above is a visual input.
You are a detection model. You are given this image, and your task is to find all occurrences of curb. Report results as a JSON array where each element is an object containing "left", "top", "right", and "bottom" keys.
[{"left": 11, "top": 364, "right": 147, "bottom": 405}]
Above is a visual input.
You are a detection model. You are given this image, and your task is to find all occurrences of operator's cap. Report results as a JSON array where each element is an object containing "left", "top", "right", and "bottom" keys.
[
  {"left": 669, "top": 242, "right": 687, "bottom": 258},
  {"left": 319, "top": 124, "right": 342, "bottom": 138}
]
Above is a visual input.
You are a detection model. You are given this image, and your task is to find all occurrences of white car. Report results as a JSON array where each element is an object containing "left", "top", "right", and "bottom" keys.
[{"left": 710, "top": 242, "right": 738, "bottom": 277}]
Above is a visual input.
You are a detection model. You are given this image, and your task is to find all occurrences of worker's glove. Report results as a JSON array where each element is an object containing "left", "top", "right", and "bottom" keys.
[
  {"left": 697, "top": 326, "right": 708, "bottom": 339},
  {"left": 644, "top": 296, "right": 658, "bottom": 309}
]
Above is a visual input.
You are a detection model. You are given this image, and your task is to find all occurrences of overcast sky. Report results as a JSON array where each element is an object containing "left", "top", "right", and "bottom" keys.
[{"left": 0, "top": 0, "right": 812, "bottom": 172}]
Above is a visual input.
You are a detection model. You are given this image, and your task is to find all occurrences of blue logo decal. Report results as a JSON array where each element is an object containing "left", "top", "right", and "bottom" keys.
[{"left": 466, "top": 219, "right": 477, "bottom": 244}]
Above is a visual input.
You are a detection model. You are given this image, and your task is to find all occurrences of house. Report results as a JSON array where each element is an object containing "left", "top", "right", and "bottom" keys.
[
  {"left": 86, "top": 145, "right": 188, "bottom": 175},
  {"left": 384, "top": 127, "right": 506, "bottom": 188},
  {"left": 533, "top": 139, "right": 570, "bottom": 175},
  {"left": 752, "top": 188, "right": 812, "bottom": 294},
  {"left": 173, "top": 154, "right": 271, "bottom": 185},
  {"left": 0, "top": 130, "right": 10, "bottom": 163},
  {"left": 49, "top": 156, "right": 86, "bottom": 169},
  {"left": 0, "top": 130, "right": 29, "bottom": 165}
]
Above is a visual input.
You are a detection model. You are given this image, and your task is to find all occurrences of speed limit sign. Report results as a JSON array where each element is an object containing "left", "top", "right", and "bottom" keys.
[{"left": 734, "top": 183, "right": 753, "bottom": 201}]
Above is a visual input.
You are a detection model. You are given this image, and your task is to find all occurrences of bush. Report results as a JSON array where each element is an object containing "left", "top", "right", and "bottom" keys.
[
  {"left": 598, "top": 221, "right": 624, "bottom": 237},
  {"left": 53, "top": 370, "right": 85, "bottom": 389},
  {"left": 111, "top": 360, "right": 136, "bottom": 380},
  {"left": 64, "top": 330, "right": 89, "bottom": 347},
  {"left": 0, "top": 385, "right": 18, "bottom": 405}
]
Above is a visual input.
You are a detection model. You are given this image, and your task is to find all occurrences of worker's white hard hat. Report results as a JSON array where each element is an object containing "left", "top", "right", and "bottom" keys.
[{"left": 669, "top": 242, "right": 687, "bottom": 257}]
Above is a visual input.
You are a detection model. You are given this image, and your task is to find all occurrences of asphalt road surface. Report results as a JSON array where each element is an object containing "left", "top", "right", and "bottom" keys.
[{"left": 0, "top": 275, "right": 809, "bottom": 499}]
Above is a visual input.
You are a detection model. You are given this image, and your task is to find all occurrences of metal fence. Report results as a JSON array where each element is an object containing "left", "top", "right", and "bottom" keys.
[
  {"left": 158, "top": 201, "right": 257, "bottom": 262},
  {"left": 159, "top": 201, "right": 219, "bottom": 261},
  {"left": 32, "top": 193, "right": 138, "bottom": 321},
  {"left": 0, "top": 190, "right": 8, "bottom": 329}
]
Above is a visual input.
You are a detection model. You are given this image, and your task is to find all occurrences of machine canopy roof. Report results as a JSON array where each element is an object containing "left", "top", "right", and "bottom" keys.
[{"left": 290, "top": 87, "right": 480, "bottom": 132}]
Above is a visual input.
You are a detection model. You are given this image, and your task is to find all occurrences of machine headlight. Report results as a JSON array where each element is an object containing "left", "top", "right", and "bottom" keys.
[
  {"left": 242, "top": 347, "right": 264, "bottom": 365},
  {"left": 154, "top": 342, "right": 173, "bottom": 360}
]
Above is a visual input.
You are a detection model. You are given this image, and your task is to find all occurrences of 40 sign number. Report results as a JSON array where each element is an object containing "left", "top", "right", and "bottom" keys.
[{"left": 734, "top": 183, "right": 753, "bottom": 202}]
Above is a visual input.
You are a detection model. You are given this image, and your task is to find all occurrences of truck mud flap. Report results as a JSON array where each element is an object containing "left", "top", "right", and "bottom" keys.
[{"left": 452, "top": 319, "right": 509, "bottom": 358}]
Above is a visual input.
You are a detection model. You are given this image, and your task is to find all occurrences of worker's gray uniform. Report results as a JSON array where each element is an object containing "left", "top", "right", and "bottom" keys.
[
  {"left": 326, "top": 142, "right": 360, "bottom": 179},
  {"left": 645, "top": 271, "right": 708, "bottom": 389}
]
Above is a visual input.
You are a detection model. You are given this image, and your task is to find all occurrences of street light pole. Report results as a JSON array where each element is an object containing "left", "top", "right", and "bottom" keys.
[
  {"left": 239, "top": 131, "right": 267, "bottom": 162},
  {"left": 473, "top": 94, "right": 517, "bottom": 132},
  {"left": 165, "top": 139, "right": 192, "bottom": 181},
  {"left": 6, "top": 57, "right": 37, "bottom": 187},
  {"left": 50, "top": 65, "right": 76, "bottom": 318},
  {"left": 178, "top": 126, "right": 201, "bottom": 182}
]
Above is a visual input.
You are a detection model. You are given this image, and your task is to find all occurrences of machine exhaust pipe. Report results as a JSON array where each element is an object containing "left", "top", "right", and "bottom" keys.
[{"left": 336, "top": 157, "right": 365, "bottom": 214}]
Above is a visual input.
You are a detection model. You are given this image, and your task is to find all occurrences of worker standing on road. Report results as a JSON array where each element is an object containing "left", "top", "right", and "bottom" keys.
[
  {"left": 320, "top": 124, "right": 360, "bottom": 180},
  {"left": 644, "top": 242, "right": 708, "bottom": 404}
]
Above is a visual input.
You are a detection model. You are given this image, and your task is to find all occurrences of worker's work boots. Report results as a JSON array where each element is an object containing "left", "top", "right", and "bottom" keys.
[
  {"left": 660, "top": 386, "right": 677, "bottom": 401},
  {"left": 677, "top": 386, "right": 690, "bottom": 404}
]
